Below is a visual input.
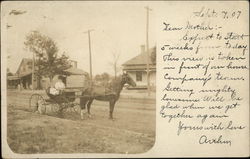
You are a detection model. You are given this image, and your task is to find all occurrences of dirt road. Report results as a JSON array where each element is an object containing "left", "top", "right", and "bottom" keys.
[{"left": 6, "top": 90, "right": 156, "bottom": 154}]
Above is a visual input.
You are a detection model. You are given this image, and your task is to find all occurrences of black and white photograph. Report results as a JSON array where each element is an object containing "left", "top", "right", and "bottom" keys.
[
  {"left": 1, "top": 1, "right": 249, "bottom": 158},
  {"left": 2, "top": 1, "right": 156, "bottom": 155}
]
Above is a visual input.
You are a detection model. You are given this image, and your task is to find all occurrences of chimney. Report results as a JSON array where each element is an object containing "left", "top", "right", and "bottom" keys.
[{"left": 140, "top": 45, "right": 145, "bottom": 54}]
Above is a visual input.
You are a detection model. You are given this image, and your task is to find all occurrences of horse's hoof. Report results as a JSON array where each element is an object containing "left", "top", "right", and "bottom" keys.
[{"left": 88, "top": 114, "right": 92, "bottom": 118}]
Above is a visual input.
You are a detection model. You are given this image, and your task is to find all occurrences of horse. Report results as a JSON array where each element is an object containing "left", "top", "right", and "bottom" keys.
[{"left": 79, "top": 73, "right": 136, "bottom": 120}]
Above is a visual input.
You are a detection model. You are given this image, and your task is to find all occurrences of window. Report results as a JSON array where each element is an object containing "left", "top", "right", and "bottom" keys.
[{"left": 136, "top": 71, "right": 142, "bottom": 81}]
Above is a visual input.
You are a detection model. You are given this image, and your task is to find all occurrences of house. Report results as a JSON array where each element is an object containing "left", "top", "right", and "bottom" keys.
[
  {"left": 11, "top": 58, "right": 48, "bottom": 89},
  {"left": 7, "top": 58, "right": 88, "bottom": 90},
  {"left": 62, "top": 66, "right": 89, "bottom": 88},
  {"left": 122, "top": 45, "right": 156, "bottom": 90},
  {"left": 7, "top": 75, "right": 20, "bottom": 89},
  {"left": 15, "top": 58, "right": 34, "bottom": 89},
  {"left": 7, "top": 68, "right": 18, "bottom": 89},
  {"left": 47, "top": 60, "right": 89, "bottom": 89}
]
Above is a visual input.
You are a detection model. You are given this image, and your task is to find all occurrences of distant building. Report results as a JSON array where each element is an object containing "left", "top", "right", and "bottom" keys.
[
  {"left": 7, "top": 75, "right": 20, "bottom": 89},
  {"left": 122, "top": 45, "right": 156, "bottom": 90},
  {"left": 15, "top": 58, "right": 33, "bottom": 89},
  {"left": 63, "top": 62, "right": 89, "bottom": 88},
  {"left": 7, "top": 58, "right": 88, "bottom": 90}
]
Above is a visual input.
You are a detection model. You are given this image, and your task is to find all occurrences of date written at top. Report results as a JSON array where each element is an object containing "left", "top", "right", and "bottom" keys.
[{"left": 193, "top": 7, "right": 242, "bottom": 19}]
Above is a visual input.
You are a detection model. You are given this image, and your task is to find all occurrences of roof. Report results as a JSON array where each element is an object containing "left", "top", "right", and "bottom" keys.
[
  {"left": 123, "top": 65, "right": 156, "bottom": 71},
  {"left": 63, "top": 67, "right": 88, "bottom": 75},
  {"left": 15, "top": 58, "right": 88, "bottom": 77},
  {"left": 123, "top": 47, "right": 156, "bottom": 66},
  {"left": 16, "top": 58, "right": 33, "bottom": 75},
  {"left": 19, "top": 71, "right": 32, "bottom": 77},
  {"left": 7, "top": 75, "right": 20, "bottom": 80}
]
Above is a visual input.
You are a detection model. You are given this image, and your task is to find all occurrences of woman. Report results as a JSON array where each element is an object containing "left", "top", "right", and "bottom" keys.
[
  {"left": 49, "top": 75, "right": 68, "bottom": 105},
  {"left": 50, "top": 75, "right": 66, "bottom": 95}
]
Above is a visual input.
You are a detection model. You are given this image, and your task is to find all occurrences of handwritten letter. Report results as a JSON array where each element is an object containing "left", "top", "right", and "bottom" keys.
[{"left": 157, "top": 2, "right": 249, "bottom": 156}]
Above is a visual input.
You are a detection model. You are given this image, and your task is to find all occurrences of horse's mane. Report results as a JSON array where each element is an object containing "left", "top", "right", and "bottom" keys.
[
  {"left": 108, "top": 75, "right": 124, "bottom": 92},
  {"left": 90, "top": 75, "right": 124, "bottom": 95},
  {"left": 110, "top": 75, "right": 122, "bottom": 84}
]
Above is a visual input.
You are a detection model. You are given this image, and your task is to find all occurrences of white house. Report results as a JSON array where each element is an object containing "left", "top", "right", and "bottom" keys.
[{"left": 122, "top": 45, "right": 156, "bottom": 90}]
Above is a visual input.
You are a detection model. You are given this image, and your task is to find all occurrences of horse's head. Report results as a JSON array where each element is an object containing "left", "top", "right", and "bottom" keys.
[{"left": 122, "top": 73, "right": 136, "bottom": 87}]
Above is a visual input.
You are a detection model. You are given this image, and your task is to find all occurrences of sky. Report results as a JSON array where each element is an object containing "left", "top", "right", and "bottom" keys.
[{"left": 2, "top": 1, "right": 157, "bottom": 75}]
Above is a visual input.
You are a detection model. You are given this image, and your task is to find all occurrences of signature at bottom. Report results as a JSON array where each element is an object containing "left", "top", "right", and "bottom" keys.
[{"left": 199, "top": 135, "right": 231, "bottom": 146}]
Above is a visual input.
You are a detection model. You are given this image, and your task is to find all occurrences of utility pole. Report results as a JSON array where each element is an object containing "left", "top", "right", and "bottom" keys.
[
  {"left": 84, "top": 29, "right": 94, "bottom": 87},
  {"left": 145, "top": 6, "right": 152, "bottom": 96},
  {"left": 32, "top": 52, "right": 35, "bottom": 90}
]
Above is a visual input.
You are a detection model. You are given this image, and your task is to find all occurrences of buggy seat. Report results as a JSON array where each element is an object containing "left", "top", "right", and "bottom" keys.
[{"left": 45, "top": 87, "right": 76, "bottom": 103}]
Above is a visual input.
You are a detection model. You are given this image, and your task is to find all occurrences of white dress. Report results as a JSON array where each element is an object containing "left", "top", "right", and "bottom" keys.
[{"left": 50, "top": 81, "right": 65, "bottom": 95}]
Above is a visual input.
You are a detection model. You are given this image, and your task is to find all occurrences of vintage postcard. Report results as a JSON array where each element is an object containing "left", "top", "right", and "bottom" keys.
[{"left": 1, "top": 1, "right": 249, "bottom": 158}]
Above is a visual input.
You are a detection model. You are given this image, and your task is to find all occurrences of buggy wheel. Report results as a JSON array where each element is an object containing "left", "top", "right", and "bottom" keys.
[
  {"left": 29, "top": 94, "right": 46, "bottom": 113},
  {"left": 64, "top": 102, "right": 76, "bottom": 113},
  {"left": 63, "top": 102, "right": 76, "bottom": 113},
  {"left": 51, "top": 103, "right": 67, "bottom": 114},
  {"left": 73, "top": 104, "right": 80, "bottom": 114},
  {"left": 60, "top": 103, "right": 68, "bottom": 113},
  {"left": 51, "top": 103, "right": 60, "bottom": 113},
  {"left": 62, "top": 102, "right": 79, "bottom": 113}
]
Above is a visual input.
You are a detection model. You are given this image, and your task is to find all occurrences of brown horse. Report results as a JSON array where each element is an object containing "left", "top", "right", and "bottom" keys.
[{"left": 79, "top": 73, "right": 136, "bottom": 119}]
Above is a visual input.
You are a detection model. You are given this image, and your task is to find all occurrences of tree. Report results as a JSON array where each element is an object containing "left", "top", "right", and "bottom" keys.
[
  {"left": 7, "top": 68, "right": 13, "bottom": 76},
  {"left": 7, "top": 72, "right": 13, "bottom": 76},
  {"left": 94, "top": 74, "right": 102, "bottom": 82},
  {"left": 94, "top": 72, "right": 110, "bottom": 86},
  {"left": 101, "top": 72, "right": 110, "bottom": 82},
  {"left": 108, "top": 51, "right": 121, "bottom": 79},
  {"left": 24, "top": 31, "right": 71, "bottom": 88},
  {"left": 150, "top": 47, "right": 156, "bottom": 64}
]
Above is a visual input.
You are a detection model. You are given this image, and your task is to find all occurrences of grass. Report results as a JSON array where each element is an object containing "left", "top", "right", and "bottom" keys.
[{"left": 7, "top": 105, "right": 155, "bottom": 154}]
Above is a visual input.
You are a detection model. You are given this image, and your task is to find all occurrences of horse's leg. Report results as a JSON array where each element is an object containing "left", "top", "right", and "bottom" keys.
[
  {"left": 109, "top": 99, "right": 116, "bottom": 120},
  {"left": 79, "top": 97, "right": 88, "bottom": 119},
  {"left": 87, "top": 98, "right": 94, "bottom": 118}
]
